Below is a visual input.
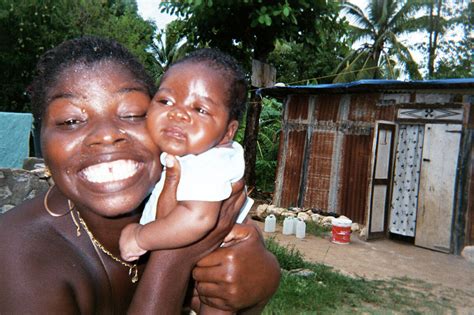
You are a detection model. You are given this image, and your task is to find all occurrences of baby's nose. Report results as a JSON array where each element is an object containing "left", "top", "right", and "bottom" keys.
[{"left": 168, "top": 107, "right": 190, "bottom": 122}]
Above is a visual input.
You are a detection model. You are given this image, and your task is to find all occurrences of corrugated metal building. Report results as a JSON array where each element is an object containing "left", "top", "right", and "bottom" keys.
[{"left": 259, "top": 79, "right": 473, "bottom": 254}]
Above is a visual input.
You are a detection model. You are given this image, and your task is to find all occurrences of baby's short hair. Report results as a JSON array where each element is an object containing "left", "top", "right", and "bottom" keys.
[{"left": 171, "top": 48, "right": 248, "bottom": 122}]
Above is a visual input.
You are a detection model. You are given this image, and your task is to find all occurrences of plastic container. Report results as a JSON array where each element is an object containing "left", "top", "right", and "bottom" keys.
[
  {"left": 295, "top": 218, "right": 306, "bottom": 239},
  {"left": 282, "top": 217, "right": 294, "bottom": 235},
  {"left": 292, "top": 217, "right": 297, "bottom": 234},
  {"left": 264, "top": 214, "right": 276, "bottom": 233},
  {"left": 331, "top": 218, "right": 352, "bottom": 244}
]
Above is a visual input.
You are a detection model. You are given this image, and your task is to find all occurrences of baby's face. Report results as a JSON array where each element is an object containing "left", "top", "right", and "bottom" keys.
[{"left": 147, "top": 62, "right": 238, "bottom": 156}]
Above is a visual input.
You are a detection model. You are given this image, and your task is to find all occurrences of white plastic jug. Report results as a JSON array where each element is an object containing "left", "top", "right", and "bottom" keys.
[
  {"left": 295, "top": 218, "right": 306, "bottom": 239},
  {"left": 264, "top": 214, "right": 276, "bottom": 233},
  {"left": 292, "top": 217, "right": 297, "bottom": 234},
  {"left": 282, "top": 217, "right": 294, "bottom": 235}
]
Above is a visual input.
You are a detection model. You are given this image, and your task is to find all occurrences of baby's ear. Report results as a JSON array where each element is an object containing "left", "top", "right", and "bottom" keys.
[{"left": 223, "top": 120, "right": 239, "bottom": 142}]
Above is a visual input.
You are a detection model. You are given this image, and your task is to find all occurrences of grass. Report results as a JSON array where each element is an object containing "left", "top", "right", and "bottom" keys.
[
  {"left": 305, "top": 220, "right": 332, "bottom": 238},
  {"left": 263, "top": 238, "right": 460, "bottom": 314}
]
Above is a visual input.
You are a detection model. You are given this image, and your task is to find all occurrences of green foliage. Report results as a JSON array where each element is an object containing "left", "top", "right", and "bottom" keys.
[
  {"left": 161, "top": 0, "right": 349, "bottom": 66},
  {"left": 255, "top": 97, "right": 282, "bottom": 192},
  {"left": 0, "top": 0, "right": 155, "bottom": 113},
  {"left": 268, "top": 36, "right": 350, "bottom": 85}
]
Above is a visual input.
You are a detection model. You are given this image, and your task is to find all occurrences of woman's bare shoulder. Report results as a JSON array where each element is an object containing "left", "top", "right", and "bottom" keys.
[
  {"left": 1, "top": 195, "right": 42, "bottom": 225},
  {"left": 0, "top": 195, "right": 94, "bottom": 312},
  {"left": 0, "top": 195, "right": 46, "bottom": 237}
]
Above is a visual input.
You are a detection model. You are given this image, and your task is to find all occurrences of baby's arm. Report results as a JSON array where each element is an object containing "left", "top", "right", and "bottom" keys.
[
  {"left": 141, "top": 200, "right": 221, "bottom": 249},
  {"left": 120, "top": 201, "right": 221, "bottom": 261}
]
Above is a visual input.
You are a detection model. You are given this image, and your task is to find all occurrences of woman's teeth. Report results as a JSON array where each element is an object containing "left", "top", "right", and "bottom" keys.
[{"left": 81, "top": 160, "right": 139, "bottom": 183}]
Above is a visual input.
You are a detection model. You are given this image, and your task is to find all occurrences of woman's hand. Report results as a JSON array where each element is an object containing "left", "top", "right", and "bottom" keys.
[{"left": 192, "top": 222, "right": 281, "bottom": 313}]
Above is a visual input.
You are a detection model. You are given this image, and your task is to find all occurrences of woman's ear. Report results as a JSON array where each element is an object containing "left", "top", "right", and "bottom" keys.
[{"left": 222, "top": 120, "right": 239, "bottom": 143}]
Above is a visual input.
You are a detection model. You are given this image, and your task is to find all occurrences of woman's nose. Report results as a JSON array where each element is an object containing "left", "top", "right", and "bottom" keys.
[
  {"left": 84, "top": 120, "right": 128, "bottom": 147},
  {"left": 167, "top": 107, "right": 190, "bottom": 122}
]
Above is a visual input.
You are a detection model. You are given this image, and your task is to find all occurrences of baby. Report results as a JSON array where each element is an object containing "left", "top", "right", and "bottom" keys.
[{"left": 119, "top": 48, "right": 253, "bottom": 270}]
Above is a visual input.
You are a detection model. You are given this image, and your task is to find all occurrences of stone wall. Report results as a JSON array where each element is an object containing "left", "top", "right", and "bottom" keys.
[{"left": 0, "top": 158, "right": 50, "bottom": 214}]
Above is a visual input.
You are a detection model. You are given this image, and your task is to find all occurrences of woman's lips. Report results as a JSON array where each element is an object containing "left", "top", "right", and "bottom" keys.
[{"left": 80, "top": 159, "right": 140, "bottom": 184}]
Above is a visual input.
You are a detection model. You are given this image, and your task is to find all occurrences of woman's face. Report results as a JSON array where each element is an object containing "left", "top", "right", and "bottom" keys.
[{"left": 41, "top": 61, "right": 160, "bottom": 217}]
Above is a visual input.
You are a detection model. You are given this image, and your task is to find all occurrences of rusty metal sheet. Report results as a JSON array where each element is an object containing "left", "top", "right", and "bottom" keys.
[
  {"left": 348, "top": 94, "right": 379, "bottom": 122},
  {"left": 279, "top": 129, "right": 306, "bottom": 207},
  {"left": 375, "top": 104, "right": 396, "bottom": 121},
  {"left": 469, "top": 146, "right": 474, "bottom": 245},
  {"left": 303, "top": 132, "right": 334, "bottom": 210},
  {"left": 315, "top": 95, "right": 340, "bottom": 121},
  {"left": 339, "top": 134, "right": 372, "bottom": 223},
  {"left": 287, "top": 95, "right": 310, "bottom": 121}
]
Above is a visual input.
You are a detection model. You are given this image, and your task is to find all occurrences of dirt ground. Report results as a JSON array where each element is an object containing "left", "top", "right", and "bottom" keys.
[{"left": 253, "top": 219, "right": 474, "bottom": 313}]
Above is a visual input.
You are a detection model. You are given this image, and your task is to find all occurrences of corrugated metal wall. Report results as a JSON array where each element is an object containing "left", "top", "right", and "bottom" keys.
[
  {"left": 274, "top": 92, "right": 392, "bottom": 223},
  {"left": 339, "top": 134, "right": 372, "bottom": 223},
  {"left": 279, "top": 130, "right": 306, "bottom": 207},
  {"left": 303, "top": 132, "right": 334, "bottom": 210}
]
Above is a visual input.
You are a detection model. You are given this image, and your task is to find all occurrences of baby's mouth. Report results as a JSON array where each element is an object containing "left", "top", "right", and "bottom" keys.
[
  {"left": 80, "top": 159, "right": 139, "bottom": 183},
  {"left": 164, "top": 127, "right": 186, "bottom": 140}
]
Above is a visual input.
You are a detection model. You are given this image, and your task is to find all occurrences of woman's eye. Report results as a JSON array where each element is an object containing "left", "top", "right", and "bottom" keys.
[
  {"left": 121, "top": 113, "right": 146, "bottom": 122},
  {"left": 57, "top": 118, "right": 83, "bottom": 127}
]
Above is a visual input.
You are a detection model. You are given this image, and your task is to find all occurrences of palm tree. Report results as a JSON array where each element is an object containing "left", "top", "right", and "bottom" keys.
[
  {"left": 149, "top": 24, "right": 189, "bottom": 82},
  {"left": 334, "top": 0, "right": 426, "bottom": 82},
  {"left": 423, "top": 0, "right": 468, "bottom": 79}
]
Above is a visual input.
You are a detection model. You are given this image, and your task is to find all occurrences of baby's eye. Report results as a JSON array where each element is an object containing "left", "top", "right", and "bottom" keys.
[
  {"left": 158, "top": 99, "right": 173, "bottom": 107},
  {"left": 196, "top": 107, "right": 208, "bottom": 115}
]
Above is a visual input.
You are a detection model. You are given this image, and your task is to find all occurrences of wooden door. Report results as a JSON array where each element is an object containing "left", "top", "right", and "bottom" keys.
[
  {"left": 368, "top": 123, "right": 395, "bottom": 238},
  {"left": 415, "top": 124, "right": 462, "bottom": 252}
]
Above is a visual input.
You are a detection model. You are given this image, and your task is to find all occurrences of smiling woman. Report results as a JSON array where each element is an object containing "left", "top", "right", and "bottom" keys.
[
  {"left": 0, "top": 36, "right": 280, "bottom": 313},
  {"left": 40, "top": 60, "right": 160, "bottom": 217}
]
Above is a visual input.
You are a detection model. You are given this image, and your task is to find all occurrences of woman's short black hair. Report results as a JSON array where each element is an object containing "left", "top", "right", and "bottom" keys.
[
  {"left": 169, "top": 48, "right": 248, "bottom": 122},
  {"left": 29, "top": 36, "right": 156, "bottom": 120}
]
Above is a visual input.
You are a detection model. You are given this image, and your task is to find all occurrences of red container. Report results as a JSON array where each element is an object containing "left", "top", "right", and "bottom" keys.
[{"left": 331, "top": 218, "right": 352, "bottom": 244}]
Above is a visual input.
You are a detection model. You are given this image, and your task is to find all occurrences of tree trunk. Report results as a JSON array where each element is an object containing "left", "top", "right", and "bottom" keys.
[
  {"left": 428, "top": 0, "right": 443, "bottom": 78},
  {"left": 243, "top": 92, "right": 262, "bottom": 188},
  {"left": 243, "top": 38, "right": 273, "bottom": 189}
]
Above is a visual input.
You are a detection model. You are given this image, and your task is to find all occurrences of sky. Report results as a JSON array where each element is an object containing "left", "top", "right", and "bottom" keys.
[{"left": 136, "top": 0, "right": 174, "bottom": 30}]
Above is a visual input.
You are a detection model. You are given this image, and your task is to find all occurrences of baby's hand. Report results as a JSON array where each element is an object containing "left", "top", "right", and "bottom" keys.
[{"left": 119, "top": 223, "right": 147, "bottom": 262}]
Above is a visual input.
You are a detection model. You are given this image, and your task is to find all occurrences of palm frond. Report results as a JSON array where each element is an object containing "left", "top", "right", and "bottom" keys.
[{"left": 342, "top": 2, "right": 375, "bottom": 33}]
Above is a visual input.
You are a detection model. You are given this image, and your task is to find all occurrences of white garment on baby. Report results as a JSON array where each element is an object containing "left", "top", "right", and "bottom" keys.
[{"left": 140, "top": 141, "right": 253, "bottom": 225}]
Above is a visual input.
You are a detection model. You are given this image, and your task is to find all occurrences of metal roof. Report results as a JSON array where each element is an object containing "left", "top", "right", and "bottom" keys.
[{"left": 258, "top": 78, "right": 474, "bottom": 98}]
